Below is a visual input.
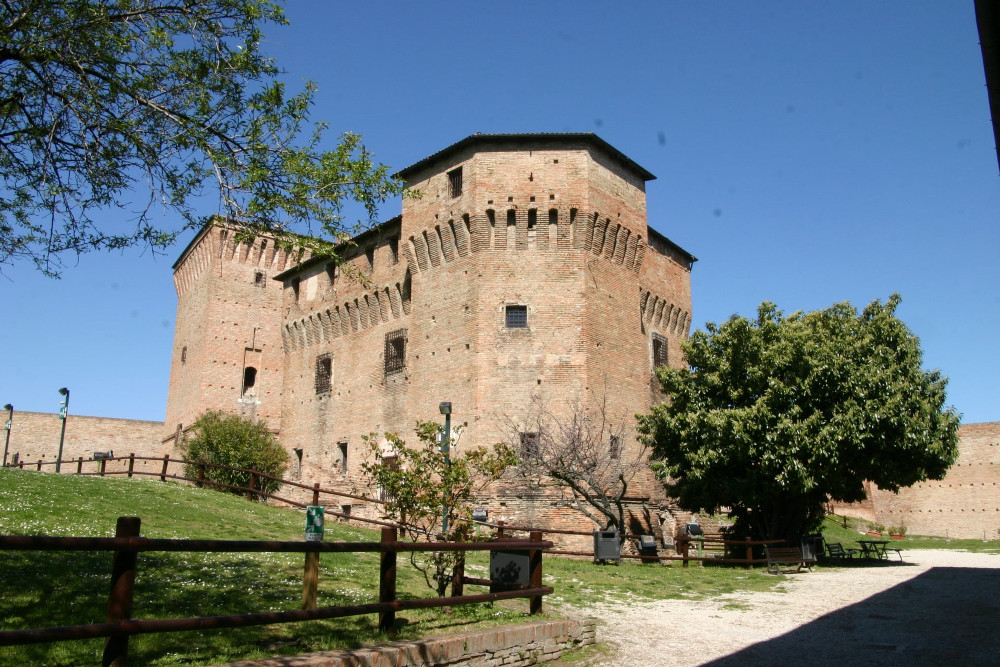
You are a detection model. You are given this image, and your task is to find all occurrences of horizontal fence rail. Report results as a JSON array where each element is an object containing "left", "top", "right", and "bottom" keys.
[
  {"left": 4, "top": 455, "right": 786, "bottom": 568},
  {"left": 0, "top": 517, "right": 553, "bottom": 666}
]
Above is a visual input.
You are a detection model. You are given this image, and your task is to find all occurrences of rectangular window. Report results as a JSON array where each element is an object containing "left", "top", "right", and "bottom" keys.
[
  {"left": 337, "top": 441, "right": 348, "bottom": 476},
  {"left": 315, "top": 355, "right": 332, "bottom": 394},
  {"left": 652, "top": 333, "right": 668, "bottom": 369},
  {"left": 610, "top": 435, "right": 621, "bottom": 460},
  {"left": 448, "top": 167, "right": 463, "bottom": 197},
  {"left": 291, "top": 278, "right": 301, "bottom": 301},
  {"left": 384, "top": 328, "right": 407, "bottom": 375},
  {"left": 519, "top": 432, "right": 539, "bottom": 459},
  {"left": 253, "top": 271, "right": 266, "bottom": 287},
  {"left": 505, "top": 305, "right": 528, "bottom": 329}
]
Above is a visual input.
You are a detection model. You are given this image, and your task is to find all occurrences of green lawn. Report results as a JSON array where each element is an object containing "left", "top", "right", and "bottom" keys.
[{"left": 6, "top": 469, "right": 989, "bottom": 665}]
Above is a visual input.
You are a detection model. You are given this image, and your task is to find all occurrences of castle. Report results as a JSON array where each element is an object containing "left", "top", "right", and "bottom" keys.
[{"left": 162, "top": 133, "right": 695, "bottom": 537}]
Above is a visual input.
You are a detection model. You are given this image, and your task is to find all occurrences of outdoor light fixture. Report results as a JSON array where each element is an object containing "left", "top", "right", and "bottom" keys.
[
  {"left": 439, "top": 401, "right": 452, "bottom": 534},
  {"left": 56, "top": 387, "right": 69, "bottom": 473},
  {"left": 3, "top": 403, "right": 12, "bottom": 468}
]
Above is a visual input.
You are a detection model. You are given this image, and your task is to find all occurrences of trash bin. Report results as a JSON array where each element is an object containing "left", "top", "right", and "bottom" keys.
[
  {"left": 800, "top": 534, "right": 824, "bottom": 560},
  {"left": 593, "top": 530, "right": 621, "bottom": 564},
  {"left": 637, "top": 534, "right": 658, "bottom": 563}
]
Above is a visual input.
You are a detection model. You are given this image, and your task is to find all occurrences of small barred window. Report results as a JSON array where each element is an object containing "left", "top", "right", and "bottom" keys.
[
  {"left": 652, "top": 333, "right": 668, "bottom": 369},
  {"left": 384, "top": 329, "right": 407, "bottom": 375},
  {"left": 315, "top": 355, "right": 332, "bottom": 394},
  {"left": 520, "top": 432, "right": 539, "bottom": 459},
  {"left": 448, "top": 167, "right": 463, "bottom": 197},
  {"left": 505, "top": 305, "right": 528, "bottom": 329}
]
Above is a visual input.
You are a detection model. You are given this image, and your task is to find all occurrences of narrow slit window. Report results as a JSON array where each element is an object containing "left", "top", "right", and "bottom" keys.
[
  {"left": 337, "top": 441, "right": 348, "bottom": 476},
  {"left": 505, "top": 305, "right": 528, "bottom": 329},
  {"left": 527, "top": 209, "right": 537, "bottom": 230},
  {"left": 242, "top": 366, "right": 257, "bottom": 396},
  {"left": 610, "top": 435, "right": 621, "bottom": 459}
]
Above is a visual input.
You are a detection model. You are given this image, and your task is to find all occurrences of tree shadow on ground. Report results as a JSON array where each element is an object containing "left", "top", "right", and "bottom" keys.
[{"left": 703, "top": 566, "right": 1000, "bottom": 666}]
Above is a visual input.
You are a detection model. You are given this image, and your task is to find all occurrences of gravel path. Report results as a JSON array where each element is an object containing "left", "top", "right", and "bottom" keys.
[{"left": 568, "top": 550, "right": 1000, "bottom": 666}]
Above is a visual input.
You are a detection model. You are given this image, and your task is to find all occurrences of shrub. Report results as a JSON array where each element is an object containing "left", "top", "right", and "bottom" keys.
[{"left": 181, "top": 412, "right": 288, "bottom": 500}]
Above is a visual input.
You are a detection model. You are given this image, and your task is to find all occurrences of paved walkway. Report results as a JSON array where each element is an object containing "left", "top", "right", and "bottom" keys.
[{"left": 568, "top": 550, "right": 1000, "bottom": 666}]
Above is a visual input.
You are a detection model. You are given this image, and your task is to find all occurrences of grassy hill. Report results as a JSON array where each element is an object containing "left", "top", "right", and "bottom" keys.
[
  {"left": 9, "top": 469, "right": 970, "bottom": 665},
  {"left": 0, "top": 468, "right": 530, "bottom": 665}
]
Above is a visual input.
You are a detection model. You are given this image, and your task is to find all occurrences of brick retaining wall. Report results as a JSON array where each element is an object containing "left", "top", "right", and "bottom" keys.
[{"left": 224, "top": 618, "right": 596, "bottom": 667}]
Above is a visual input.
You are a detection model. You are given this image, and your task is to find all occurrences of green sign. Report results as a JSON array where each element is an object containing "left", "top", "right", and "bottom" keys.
[{"left": 305, "top": 505, "right": 324, "bottom": 542}]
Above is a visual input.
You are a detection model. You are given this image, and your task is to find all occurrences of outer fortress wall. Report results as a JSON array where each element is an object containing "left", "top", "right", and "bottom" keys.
[
  {"left": 831, "top": 422, "right": 1000, "bottom": 539},
  {"left": 3, "top": 411, "right": 165, "bottom": 470}
]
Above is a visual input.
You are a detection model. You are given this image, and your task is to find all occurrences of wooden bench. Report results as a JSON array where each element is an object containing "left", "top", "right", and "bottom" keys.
[
  {"left": 826, "top": 542, "right": 860, "bottom": 560},
  {"left": 764, "top": 545, "right": 816, "bottom": 574}
]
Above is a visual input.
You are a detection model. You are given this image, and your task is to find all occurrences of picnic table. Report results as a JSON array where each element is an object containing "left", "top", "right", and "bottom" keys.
[{"left": 857, "top": 539, "right": 903, "bottom": 562}]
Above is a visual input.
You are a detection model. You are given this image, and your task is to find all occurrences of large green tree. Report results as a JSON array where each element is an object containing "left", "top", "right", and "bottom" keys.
[
  {"left": 1, "top": 0, "right": 402, "bottom": 276},
  {"left": 638, "top": 294, "right": 960, "bottom": 542}
]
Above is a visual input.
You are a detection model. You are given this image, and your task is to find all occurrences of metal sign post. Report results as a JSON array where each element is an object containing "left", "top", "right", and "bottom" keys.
[{"left": 303, "top": 505, "right": 324, "bottom": 610}]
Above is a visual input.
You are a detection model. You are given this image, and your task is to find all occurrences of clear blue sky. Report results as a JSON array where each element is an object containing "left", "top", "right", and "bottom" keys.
[{"left": 1, "top": 2, "right": 997, "bottom": 425}]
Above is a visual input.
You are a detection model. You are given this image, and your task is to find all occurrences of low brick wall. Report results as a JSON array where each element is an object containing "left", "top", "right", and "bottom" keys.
[{"left": 224, "top": 618, "right": 596, "bottom": 667}]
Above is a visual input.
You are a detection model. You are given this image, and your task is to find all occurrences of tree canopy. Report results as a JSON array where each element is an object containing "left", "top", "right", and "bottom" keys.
[
  {"left": 637, "top": 294, "right": 960, "bottom": 542},
  {"left": 1, "top": 0, "right": 402, "bottom": 276}
]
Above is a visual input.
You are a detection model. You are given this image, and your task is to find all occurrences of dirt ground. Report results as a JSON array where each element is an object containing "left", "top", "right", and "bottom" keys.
[{"left": 565, "top": 549, "right": 1000, "bottom": 666}]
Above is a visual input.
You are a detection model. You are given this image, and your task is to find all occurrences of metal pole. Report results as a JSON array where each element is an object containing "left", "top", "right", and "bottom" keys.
[
  {"left": 56, "top": 388, "right": 69, "bottom": 473},
  {"left": 3, "top": 404, "right": 12, "bottom": 467}
]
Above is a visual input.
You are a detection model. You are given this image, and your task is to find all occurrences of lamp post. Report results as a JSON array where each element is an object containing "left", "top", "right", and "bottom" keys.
[
  {"left": 439, "top": 401, "right": 452, "bottom": 535},
  {"left": 3, "top": 404, "right": 12, "bottom": 467},
  {"left": 56, "top": 387, "right": 69, "bottom": 473}
]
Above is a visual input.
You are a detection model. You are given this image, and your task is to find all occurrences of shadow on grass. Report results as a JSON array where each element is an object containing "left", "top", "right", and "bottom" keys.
[{"left": 703, "top": 566, "right": 1000, "bottom": 665}]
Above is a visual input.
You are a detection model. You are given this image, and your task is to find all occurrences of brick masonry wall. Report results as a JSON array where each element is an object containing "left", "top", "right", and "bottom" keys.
[
  {"left": 3, "top": 411, "right": 164, "bottom": 471},
  {"left": 226, "top": 618, "right": 597, "bottom": 667},
  {"left": 829, "top": 422, "right": 1000, "bottom": 539},
  {"left": 870, "top": 422, "right": 1000, "bottom": 539},
  {"left": 265, "top": 138, "right": 693, "bottom": 545}
]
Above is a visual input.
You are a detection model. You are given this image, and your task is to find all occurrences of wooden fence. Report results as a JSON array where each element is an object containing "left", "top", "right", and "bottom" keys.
[
  {"left": 4, "top": 455, "right": 784, "bottom": 567},
  {"left": 0, "top": 516, "right": 552, "bottom": 666}
]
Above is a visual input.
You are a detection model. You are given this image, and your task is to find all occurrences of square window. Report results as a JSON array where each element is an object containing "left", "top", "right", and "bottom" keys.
[
  {"left": 448, "top": 167, "right": 463, "bottom": 197},
  {"left": 505, "top": 305, "right": 528, "bottom": 329},
  {"left": 384, "top": 329, "right": 407, "bottom": 375},
  {"left": 315, "top": 355, "right": 332, "bottom": 394}
]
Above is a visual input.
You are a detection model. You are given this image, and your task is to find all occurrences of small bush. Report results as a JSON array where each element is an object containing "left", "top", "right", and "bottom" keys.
[{"left": 181, "top": 411, "right": 288, "bottom": 499}]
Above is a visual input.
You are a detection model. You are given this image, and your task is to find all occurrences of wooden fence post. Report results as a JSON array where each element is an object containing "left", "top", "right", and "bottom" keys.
[
  {"left": 379, "top": 527, "right": 398, "bottom": 633},
  {"left": 745, "top": 536, "right": 753, "bottom": 569},
  {"left": 197, "top": 460, "right": 205, "bottom": 487},
  {"left": 103, "top": 516, "right": 140, "bottom": 667},
  {"left": 100, "top": 458, "right": 107, "bottom": 476},
  {"left": 302, "top": 550, "right": 319, "bottom": 611},
  {"left": 312, "top": 483, "right": 320, "bottom": 507},
  {"left": 160, "top": 455, "right": 169, "bottom": 482},
  {"left": 450, "top": 554, "right": 465, "bottom": 598},
  {"left": 77, "top": 457, "right": 83, "bottom": 474},
  {"left": 36, "top": 459, "right": 41, "bottom": 470},
  {"left": 247, "top": 467, "right": 257, "bottom": 500},
  {"left": 497, "top": 520, "right": 505, "bottom": 539},
  {"left": 679, "top": 535, "right": 690, "bottom": 568},
  {"left": 128, "top": 453, "right": 135, "bottom": 479},
  {"left": 529, "top": 530, "right": 543, "bottom": 615}
]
